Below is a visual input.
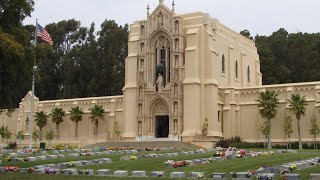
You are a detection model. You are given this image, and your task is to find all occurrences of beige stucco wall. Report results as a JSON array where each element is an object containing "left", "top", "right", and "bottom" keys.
[
  {"left": 223, "top": 82, "right": 320, "bottom": 143},
  {"left": 0, "top": 109, "right": 19, "bottom": 143},
  {"left": 0, "top": 92, "right": 124, "bottom": 147}
]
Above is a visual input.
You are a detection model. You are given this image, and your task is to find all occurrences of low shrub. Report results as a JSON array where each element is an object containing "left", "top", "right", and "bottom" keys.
[
  {"left": 54, "top": 144, "right": 78, "bottom": 150},
  {"left": 6, "top": 142, "right": 17, "bottom": 149}
]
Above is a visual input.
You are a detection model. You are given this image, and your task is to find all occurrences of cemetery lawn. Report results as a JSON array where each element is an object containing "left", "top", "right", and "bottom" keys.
[
  {"left": 82, "top": 152, "right": 319, "bottom": 175},
  {"left": 0, "top": 150, "right": 319, "bottom": 179},
  {"left": 294, "top": 164, "right": 320, "bottom": 179},
  {"left": 0, "top": 150, "right": 175, "bottom": 168}
]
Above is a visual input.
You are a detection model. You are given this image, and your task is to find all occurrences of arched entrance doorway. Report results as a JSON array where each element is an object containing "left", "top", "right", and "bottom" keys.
[
  {"left": 155, "top": 115, "right": 169, "bottom": 138},
  {"left": 150, "top": 99, "right": 170, "bottom": 138}
]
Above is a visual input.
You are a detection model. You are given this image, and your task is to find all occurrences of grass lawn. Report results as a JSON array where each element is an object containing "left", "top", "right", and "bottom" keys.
[
  {"left": 0, "top": 150, "right": 175, "bottom": 168},
  {"left": 293, "top": 165, "right": 320, "bottom": 179},
  {"left": 0, "top": 149, "right": 319, "bottom": 179},
  {"left": 83, "top": 152, "right": 319, "bottom": 176}
]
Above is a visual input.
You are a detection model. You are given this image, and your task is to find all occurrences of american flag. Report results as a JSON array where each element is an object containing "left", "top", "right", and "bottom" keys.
[{"left": 36, "top": 23, "right": 53, "bottom": 45}]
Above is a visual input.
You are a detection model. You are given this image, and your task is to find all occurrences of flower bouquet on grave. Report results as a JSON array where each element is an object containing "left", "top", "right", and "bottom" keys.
[
  {"left": 289, "top": 164, "right": 297, "bottom": 172},
  {"left": 3, "top": 166, "right": 20, "bottom": 172},
  {"left": 156, "top": 172, "right": 164, "bottom": 177},
  {"left": 268, "top": 151, "right": 275, "bottom": 155},
  {"left": 66, "top": 161, "right": 76, "bottom": 167},
  {"left": 208, "top": 157, "right": 214, "bottom": 163},
  {"left": 5, "top": 156, "right": 12, "bottom": 162},
  {"left": 44, "top": 167, "right": 57, "bottom": 174},
  {"left": 145, "top": 146, "right": 152, "bottom": 151},
  {"left": 164, "top": 160, "right": 174, "bottom": 165},
  {"left": 236, "top": 150, "right": 246, "bottom": 158},
  {"left": 245, "top": 169, "right": 255, "bottom": 177},
  {"left": 173, "top": 160, "right": 188, "bottom": 168},
  {"left": 230, "top": 172, "right": 236, "bottom": 178},
  {"left": 280, "top": 169, "right": 288, "bottom": 180},
  {"left": 130, "top": 155, "right": 137, "bottom": 160},
  {"left": 148, "top": 153, "right": 156, "bottom": 158},
  {"left": 197, "top": 172, "right": 204, "bottom": 179},
  {"left": 27, "top": 167, "right": 35, "bottom": 174},
  {"left": 79, "top": 169, "right": 90, "bottom": 175},
  {"left": 214, "top": 149, "right": 225, "bottom": 157}
]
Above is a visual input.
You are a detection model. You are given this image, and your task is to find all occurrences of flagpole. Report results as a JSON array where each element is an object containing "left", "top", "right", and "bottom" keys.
[{"left": 29, "top": 19, "right": 38, "bottom": 150}]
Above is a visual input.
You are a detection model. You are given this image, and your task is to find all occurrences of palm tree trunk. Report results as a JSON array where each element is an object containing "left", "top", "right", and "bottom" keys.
[
  {"left": 268, "top": 119, "right": 272, "bottom": 149},
  {"left": 289, "top": 137, "right": 291, "bottom": 149},
  {"left": 297, "top": 118, "right": 302, "bottom": 149},
  {"left": 268, "top": 135, "right": 272, "bottom": 149},
  {"left": 313, "top": 135, "right": 317, "bottom": 149},
  {"left": 40, "top": 127, "right": 43, "bottom": 141},
  {"left": 75, "top": 122, "right": 78, "bottom": 140},
  {"left": 95, "top": 121, "right": 99, "bottom": 136},
  {"left": 56, "top": 124, "right": 59, "bottom": 140}
]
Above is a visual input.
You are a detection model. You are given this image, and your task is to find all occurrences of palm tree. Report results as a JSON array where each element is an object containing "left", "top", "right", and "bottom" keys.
[
  {"left": 89, "top": 105, "right": 105, "bottom": 136},
  {"left": 51, "top": 108, "right": 65, "bottom": 140},
  {"left": 289, "top": 93, "right": 307, "bottom": 149},
  {"left": 257, "top": 90, "right": 279, "bottom": 149},
  {"left": 69, "top": 106, "right": 84, "bottom": 139},
  {"left": 35, "top": 111, "right": 49, "bottom": 141}
]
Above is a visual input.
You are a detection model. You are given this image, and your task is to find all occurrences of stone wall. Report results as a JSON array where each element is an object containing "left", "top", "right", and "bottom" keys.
[
  {"left": 222, "top": 81, "right": 320, "bottom": 144},
  {"left": 0, "top": 92, "right": 124, "bottom": 147},
  {"left": 0, "top": 109, "right": 19, "bottom": 143}
]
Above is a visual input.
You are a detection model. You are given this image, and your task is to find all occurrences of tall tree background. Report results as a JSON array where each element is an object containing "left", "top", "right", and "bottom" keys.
[
  {"left": 255, "top": 29, "right": 320, "bottom": 85},
  {"left": 0, "top": 0, "right": 35, "bottom": 108}
]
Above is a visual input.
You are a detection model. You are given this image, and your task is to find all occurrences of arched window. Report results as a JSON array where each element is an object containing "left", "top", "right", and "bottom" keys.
[
  {"left": 141, "top": 25, "right": 145, "bottom": 36},
  {"left": 175, "top": 20, "right": 179, "bottom": 33},
  {"left": 222, "top": 55, "right": 225, "bottom": 73},
  {"left": 139, "top": 86, "right": 143, "bottom": 97},
  {"left": 175, "top": 38, "right": 179, "bottom": 50},
  {"left": 174, "top": 83, "right": 178, "bottom": 95},
  {"left": 158, "top": 12, "right": 163, "bottom": 26},
  {"left": 138, "top": 104, "right": 142, "bottom": 115},
  {"left": 247, "top": 66, "right": 250, "bottom": 83},
  {"left": 160, "top": 46, "right": 166, "bottom": 61},
  {"left": 174, "top": 102, "right": 178, "bottom": 113},
  {"left": 235, "top": 60, "right": 238, "bottom": 79},
  {"left": 140, "top": 59, "right": 144, "bottom": 71},
  {"left": 141, "top": 43, "right": 144, "bottom": 53}
]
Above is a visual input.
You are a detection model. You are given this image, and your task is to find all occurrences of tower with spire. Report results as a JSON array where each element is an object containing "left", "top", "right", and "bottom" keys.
[{"left": 123, "top": 0, "right": 262, "bottom": 144}]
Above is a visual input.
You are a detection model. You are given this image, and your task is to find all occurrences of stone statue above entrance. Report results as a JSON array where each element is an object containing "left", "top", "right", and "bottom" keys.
[{"left": 156, "top": 72, "right": 164, "bottom": 92}]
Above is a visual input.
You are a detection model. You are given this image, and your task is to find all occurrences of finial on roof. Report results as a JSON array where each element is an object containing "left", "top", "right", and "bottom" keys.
[
  {"left": 147, "top": 4, "right": 150, "bottom": 17},
  {"left": 172, "top": 0, "right": 175, "bottom": 12},
  {"left": 159, "top": 0, "right": 164, "bottom": 5}
]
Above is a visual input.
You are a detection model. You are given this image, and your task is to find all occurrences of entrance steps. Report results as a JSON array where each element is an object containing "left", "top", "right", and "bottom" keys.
[
  {"left": 136, "top": 137, "right": 180, "bottom": 142},
  {"left": 85, "top": 141, "right": 201, "bottom": 150}
]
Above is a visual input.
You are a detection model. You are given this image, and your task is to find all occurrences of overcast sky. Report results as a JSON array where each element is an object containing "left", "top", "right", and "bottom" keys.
[{"left": 24, "top": 0, "right": 320, "bottom": 36}]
